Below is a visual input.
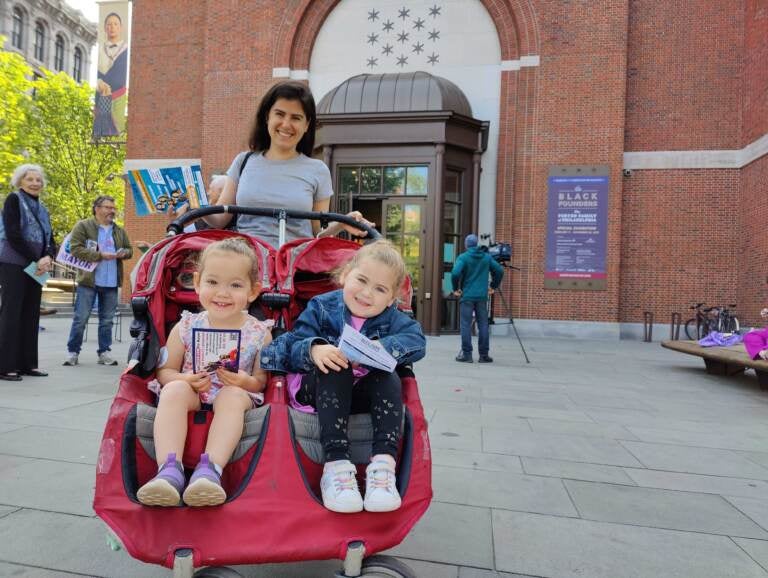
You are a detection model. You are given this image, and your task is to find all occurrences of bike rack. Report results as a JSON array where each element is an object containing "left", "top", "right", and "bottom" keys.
[
  {"left": 643, "top": 311, "right": 653, "bottom": 342},
  {"left": 670, "top": 312, "right": 681, "bottom": 340}
]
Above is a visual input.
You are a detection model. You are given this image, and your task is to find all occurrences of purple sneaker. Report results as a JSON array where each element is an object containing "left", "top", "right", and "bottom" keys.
[
  {"left": 182, "top": 453, "right": 226, "bottom": 507},
  {"left": 137, "top": 453, "right": 185, "bottom": 507}
]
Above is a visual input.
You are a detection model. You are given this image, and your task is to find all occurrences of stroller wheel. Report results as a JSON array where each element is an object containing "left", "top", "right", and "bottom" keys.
[
  {"left": 193, "top": 567, "right": 242, "bottom": 578},
  {"left": 358, "top": 555, "right": 417, "bottom": 578}
]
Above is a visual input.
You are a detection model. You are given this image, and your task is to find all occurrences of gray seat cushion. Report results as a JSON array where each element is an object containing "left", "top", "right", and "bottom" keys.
[
  {"left": 289, "top": 407, "right": 406, "bottom": 465},
  {"left": 135, "top": 403, "right": 270, "bottom": 463}
]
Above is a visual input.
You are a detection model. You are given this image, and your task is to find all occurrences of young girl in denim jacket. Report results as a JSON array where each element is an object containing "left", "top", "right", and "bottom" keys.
[{"left": 261, "top": 240, "right": 425, "bottom": 513}]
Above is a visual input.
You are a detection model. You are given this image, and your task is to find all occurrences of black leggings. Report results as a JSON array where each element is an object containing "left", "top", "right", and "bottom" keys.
[{"left": 299, "top": 367, "right": 403, "bottom": 462}]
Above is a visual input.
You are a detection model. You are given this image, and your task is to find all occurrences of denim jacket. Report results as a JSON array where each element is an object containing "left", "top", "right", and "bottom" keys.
[{"left": 260, "top": 289, "right": 426, "bottom": 373}]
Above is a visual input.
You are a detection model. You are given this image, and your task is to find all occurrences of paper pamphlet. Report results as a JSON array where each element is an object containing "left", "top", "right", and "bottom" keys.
[
  {"left": 192, "top": 328, "right": 241, "bottom": 374},
  {"left": 24, "top": 261, "right": 50, "bottom": 286},
  {"left": 128, "top": 164, "right": 208, "bottom": 216},
  {"left": 338, "top": 324, "right": 397, "bottom": 372}
]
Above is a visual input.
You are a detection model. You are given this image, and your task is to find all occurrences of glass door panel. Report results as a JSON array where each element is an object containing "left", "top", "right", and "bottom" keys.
[{"left": 384, "top": 200, "right": 425, "bottom": 321}]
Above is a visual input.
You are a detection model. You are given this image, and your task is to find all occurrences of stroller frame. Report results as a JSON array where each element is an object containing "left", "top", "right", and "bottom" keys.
[{"left": 97, "top": 208, "right": 430, "bottom": 578}]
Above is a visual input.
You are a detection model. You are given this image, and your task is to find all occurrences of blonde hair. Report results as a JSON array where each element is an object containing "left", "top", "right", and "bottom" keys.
[
  {"left": 198, "top": 237, "right": 260, "bottom": 286},
  {"left": 336, "top": 240, "right": 407, "bottom": 293}
]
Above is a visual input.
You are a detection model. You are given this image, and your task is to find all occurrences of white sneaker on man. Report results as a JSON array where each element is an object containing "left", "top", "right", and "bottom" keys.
[
  {"left": 320, "top": 460, "right": 363, "bottom": 513},
  {"left": 98, "top": 352, "right": 118, "bottom": 366},
  {"left": 62, "top": 353, "right": 78, "bottom": 366},
  {"left": 364, "top": 459, "right": 401, "bottom": 512}
]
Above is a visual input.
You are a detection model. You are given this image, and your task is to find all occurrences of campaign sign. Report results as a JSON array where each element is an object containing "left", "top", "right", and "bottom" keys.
[{"left": 56, "top": 233, "right": 98, "bottom": 272}]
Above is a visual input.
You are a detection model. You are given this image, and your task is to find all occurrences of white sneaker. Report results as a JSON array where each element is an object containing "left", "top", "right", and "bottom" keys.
[
  {"left": 320, "top": 460, "right": 363, "bottom": 513},
  {"left": 62, "top": 353, "right": 78, "bottom": 366},
  {"left": 98, "top": 352, "right": 118, "bottom": 366},
  {"left": 364, "top": 459, "right": 401, "bottom": 512}
]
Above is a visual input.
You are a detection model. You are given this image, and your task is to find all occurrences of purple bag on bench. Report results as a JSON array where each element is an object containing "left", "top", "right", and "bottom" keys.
[{"left": 698, "top": 332, "right": 743, "bottom": 347}]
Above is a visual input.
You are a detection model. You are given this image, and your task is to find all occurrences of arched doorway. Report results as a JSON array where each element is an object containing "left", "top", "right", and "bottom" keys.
[{"left": 315, "top": 72, "right": 488, "bottom": 335}]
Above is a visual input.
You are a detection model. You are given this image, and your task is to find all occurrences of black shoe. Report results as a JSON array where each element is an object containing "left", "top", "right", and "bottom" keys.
[
  {"left": 0, "top": 372, "right": 22, "bottom": 381},
  {"left": 455, "top": 353, "right": 473, "bottom": 363},
  {"left": 39, "top": 307, "right": 57, "bottom": 316},
  {"left": 20, "top": 369, "right": 48, "bottom": 377},
  {"left": 478, "top": 355, "right": 494, "bottom": 363}
]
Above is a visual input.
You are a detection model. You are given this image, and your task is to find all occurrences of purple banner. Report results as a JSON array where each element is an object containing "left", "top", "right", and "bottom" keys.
[{"left": 545, "top": 175, "right": 608, "bottom": 281}]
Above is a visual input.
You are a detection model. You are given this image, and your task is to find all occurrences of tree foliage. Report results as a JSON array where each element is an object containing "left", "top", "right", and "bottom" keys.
[
  {"left": 0, "top": 41, "right": 33, "bottom": 189},
  {"left": 28, "top": 71, "right": 125, "bottom": 239},
  {"left": 0, "top": 38, "right": 125, "bottom": 241}
]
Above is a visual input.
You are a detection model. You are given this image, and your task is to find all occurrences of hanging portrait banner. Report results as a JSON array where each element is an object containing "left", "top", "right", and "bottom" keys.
[
  {"left": 544, "top": 166, "right": 609, "bottom": 290},
  {"left": 93, "top": 1, "right": 130, "bottom": 139}
]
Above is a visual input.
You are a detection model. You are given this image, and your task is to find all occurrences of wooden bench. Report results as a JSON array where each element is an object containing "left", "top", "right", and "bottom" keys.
[{"left": 661, "top": 340, "right": 768, "bottom": 388}]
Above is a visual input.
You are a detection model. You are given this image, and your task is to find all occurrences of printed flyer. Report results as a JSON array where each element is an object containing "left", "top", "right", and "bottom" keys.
[{"left": 192, "top": 328, "right": 241, "bottom": 375}]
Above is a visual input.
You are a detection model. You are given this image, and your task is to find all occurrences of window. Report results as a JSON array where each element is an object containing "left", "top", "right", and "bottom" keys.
[
  {"left": 54, "top": 35, "right": 65, "bottom": 71},
  {"left": 337, "top": 165, "right": 429, "bottom": 197},
  {"left": 12, "top": 8, "right": 24, "bottom": 49},
  {"left": 441, "top": 169, "right": 463, "bottom": 332},
  {"left": 34, "top": 21, "right": 46, "bottom": 62},
  {"left": 73, "top": 47, "right": 83, "bottom": 82}
]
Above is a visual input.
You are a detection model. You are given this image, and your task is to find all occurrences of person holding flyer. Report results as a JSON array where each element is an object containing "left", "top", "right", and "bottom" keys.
[
  {"left": 0, "top": 164, "right": 55, "bottom": 381},
  {"left": 63, "top": 196, "right": 132, "bottom": 367},
  {"left": 261, "top": 240, "right": 425, "bottom": 513},
  {"left": 137, "top": 238, "right": 272, "bottom": 508}
]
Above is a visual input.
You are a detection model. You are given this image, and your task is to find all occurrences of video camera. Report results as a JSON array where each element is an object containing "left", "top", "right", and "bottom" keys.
[{"left": 480, "top": 234, "right": 512, "bottom": 264}]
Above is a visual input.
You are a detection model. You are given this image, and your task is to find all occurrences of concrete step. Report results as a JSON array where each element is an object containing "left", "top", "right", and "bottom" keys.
[{"left": 38, "top": 303, "right": 133, "bottom": 318}]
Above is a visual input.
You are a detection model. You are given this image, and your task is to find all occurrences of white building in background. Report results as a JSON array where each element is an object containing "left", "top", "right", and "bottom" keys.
[{"left": 0, "top": 0, "right": 96, "bottom": 82}]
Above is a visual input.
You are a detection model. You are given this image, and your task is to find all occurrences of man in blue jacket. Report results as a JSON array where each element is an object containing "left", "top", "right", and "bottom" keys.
[{"left": 451, "top": 234, "right": 504, "bottom": 363}]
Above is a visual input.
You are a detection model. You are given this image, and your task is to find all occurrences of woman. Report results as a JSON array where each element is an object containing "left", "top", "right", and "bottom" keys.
[
  {"left": 204, "top": 81, "right": 372, "bottom": 248},
  {"left": 0, "top": 164, "right": 55, "bottom": 380}
]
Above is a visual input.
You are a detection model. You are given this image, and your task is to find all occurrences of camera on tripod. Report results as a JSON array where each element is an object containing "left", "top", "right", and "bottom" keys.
[{"left": 479, "top": 234, "right": 512, "bottom": 264}]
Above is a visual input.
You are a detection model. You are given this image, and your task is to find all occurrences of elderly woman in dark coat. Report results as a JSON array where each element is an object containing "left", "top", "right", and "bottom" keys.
[{"left": 0, "top": 164, "right": 55, "bottom": 380}]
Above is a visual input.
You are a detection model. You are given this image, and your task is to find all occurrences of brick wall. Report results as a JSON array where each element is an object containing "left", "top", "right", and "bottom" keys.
[
  {"left": 738, "top": 0, "right": 768, "bottom": 327},
  {"left": 744, "top": 0, "right": 768, "bottom": 143},
  {"left": 739, "top": 155, "right": 768, "bottom": 327},
  {"left": 124, "top": 0, "right": 762, "bottom": 329},
  {"left": 619, "top": 169, "right": 741, "bottom": 324},
  {"left": 497, "top": 0, "right": 629, "bottom": 322},
  {"left": 625, "top": 0, "right": 743, "bottom": 151}
]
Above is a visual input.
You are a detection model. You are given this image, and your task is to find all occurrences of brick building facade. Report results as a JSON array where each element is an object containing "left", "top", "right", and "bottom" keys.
[{"left": 123, "top": 0, "right": 767, "bottom": 338}]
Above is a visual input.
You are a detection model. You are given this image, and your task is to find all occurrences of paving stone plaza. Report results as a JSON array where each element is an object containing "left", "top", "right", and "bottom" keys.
[{"left": 2, "top": 319, "right": 768, "bottom": 577}]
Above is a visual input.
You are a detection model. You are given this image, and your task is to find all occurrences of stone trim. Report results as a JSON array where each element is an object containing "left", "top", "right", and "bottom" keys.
[{"left": 623, "top": 133, "right": 768, "bottom": 170}]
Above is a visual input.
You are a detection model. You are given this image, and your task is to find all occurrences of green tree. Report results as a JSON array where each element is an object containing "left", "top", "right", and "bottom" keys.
[
  {"left": 0, "top": 38, "right": 33, "bottom": 191},
  {"left": 28, "top": 70, "right": 125, "bottom": 241}
]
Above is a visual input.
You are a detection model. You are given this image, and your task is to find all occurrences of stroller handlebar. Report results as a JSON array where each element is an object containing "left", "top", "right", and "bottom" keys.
[{"left": 167, "top": 205, "right": 382, "bottom": 240}]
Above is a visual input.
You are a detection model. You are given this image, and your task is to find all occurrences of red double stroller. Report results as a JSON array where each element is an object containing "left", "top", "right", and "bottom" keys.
[{"left": 93, "top": 208, "right": 431, "bottom": 577}]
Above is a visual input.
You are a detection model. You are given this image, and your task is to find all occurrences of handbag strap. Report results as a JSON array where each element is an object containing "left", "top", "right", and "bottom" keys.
[{"left": 238, "top": 151, "right": 254, "bottom": 178}]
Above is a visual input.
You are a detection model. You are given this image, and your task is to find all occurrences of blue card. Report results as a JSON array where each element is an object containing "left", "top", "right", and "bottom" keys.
[{"left": 24, "top": 261, "right": 50, "bottom": 286}]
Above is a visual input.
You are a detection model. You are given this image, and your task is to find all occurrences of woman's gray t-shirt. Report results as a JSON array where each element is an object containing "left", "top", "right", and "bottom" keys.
[{"left": 226, "top": 152, "right": 333, "bottom": 248}]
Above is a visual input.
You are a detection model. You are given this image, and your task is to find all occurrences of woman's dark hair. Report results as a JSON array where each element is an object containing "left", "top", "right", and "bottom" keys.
[{"left": 248, "top": 81, "right": 317, "bottom": 156}]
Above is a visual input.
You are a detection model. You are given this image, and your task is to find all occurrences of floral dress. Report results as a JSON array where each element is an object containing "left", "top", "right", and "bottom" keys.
[{"left": 149, "top": 310, "right": 272, "bottom": 406}]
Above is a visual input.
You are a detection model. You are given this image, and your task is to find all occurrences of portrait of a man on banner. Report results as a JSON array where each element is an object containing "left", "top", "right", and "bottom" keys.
[{"left": 93, "top": 2, "right": 130, "bottom": 138}]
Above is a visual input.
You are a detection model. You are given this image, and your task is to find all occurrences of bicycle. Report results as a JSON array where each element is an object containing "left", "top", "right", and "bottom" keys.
[
  {"left": 711, "top": 304, "right": 740, "bottom": 334},
  {"left": 684, "top": 303, "right": 715, "bottom": 340},
  {"left": 684, "top": 302, "right": 740, "bottom": 340}
]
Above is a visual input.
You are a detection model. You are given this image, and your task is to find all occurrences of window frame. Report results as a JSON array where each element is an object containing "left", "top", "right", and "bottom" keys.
[
  {"left": 54, "top": 34, "right": 65, "bottom": 71},
  {"left": 73, "top": 46, "right": 83, "bottom": 82},
  {"left": 11, "top": 7, "right": 24, "bottom": 49},
  {"left": 34, "top": 20, "right": 46, "bottom": 62}
]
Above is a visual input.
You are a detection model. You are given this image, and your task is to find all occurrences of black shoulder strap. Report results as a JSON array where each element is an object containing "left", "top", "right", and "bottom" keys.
[{"left": 239, "top": 151, "right": 254, "bottom": 178}]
